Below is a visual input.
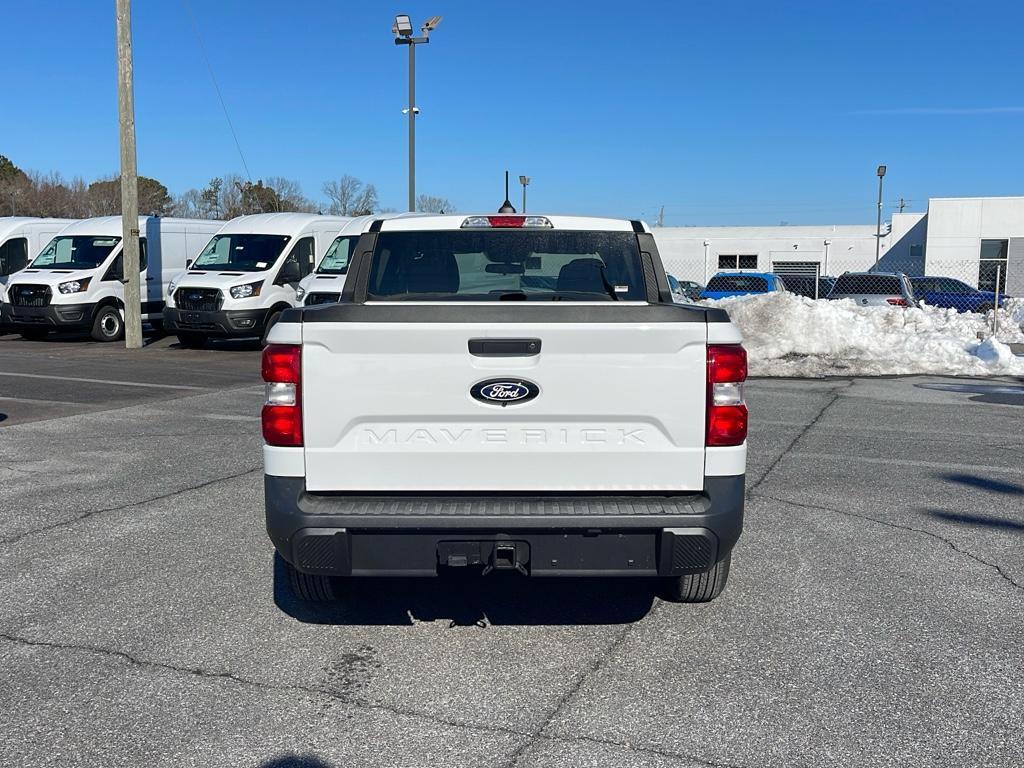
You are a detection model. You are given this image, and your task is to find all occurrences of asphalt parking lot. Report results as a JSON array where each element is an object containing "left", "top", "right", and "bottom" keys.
[{"left": 0, "top": 332, "right": 1022, "bottom": 768}]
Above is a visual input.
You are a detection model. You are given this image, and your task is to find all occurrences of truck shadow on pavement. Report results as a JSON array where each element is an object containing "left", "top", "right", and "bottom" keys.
[
  {"left": 259, "top": 755, "right": 334, "bottom": 768},
  {"left": 272, "top": 556, "right": 658, "bottom": 626},
  {"left": 914, "top": 381, "right": 1024, "bottom": 406}
]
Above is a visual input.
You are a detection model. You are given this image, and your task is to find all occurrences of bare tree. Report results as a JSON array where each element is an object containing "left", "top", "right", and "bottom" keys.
[
  {"left": 416, "top": 194, "right": 453, "bottom": 214},
  {"left": 322, "top": 175, "right": 379, "bottom": 215},
  {"left": 265, "top": 176, "right": 316, "bottom": 213}
]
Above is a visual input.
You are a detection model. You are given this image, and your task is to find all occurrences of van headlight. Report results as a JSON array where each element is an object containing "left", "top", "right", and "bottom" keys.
[
  {"left": 58, "top": 278, "right": 91, "bottom": 294},
  {"left": 295, "top": 286, "right": 306, "bottom": 301},
  {"left": 230, "top": 281, "right": 263, "bottom": 299}
]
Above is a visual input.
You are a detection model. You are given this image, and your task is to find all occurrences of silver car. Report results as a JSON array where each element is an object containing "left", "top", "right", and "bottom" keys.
[{"left": 827, "top": 272, "right": 918, "bottom": 307}]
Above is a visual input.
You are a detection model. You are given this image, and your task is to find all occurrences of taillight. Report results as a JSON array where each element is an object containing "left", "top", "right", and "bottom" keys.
[
  {"left": 886, "top": 297, "right": 908, "bottom": 306},
  {"left": 262, "top": 344, "right": 302, "bottom": 447},
  {"left": 707, "top": 344, "right": 748, "bottom": 447}
]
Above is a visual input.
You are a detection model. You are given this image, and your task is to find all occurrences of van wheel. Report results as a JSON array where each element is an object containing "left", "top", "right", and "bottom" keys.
[
  {"left": 176, "top": 332, "right": 207, "bottom": 349},
  {"left": 20, "top": 329, "right": 50, "bottom": 341},
  {"left": 261, "top": 310, "right": 283, "bottom": 346},
  {"left": 283, "top": 558, "right": 342, "bottom": 602},
  {"left": 90, "top": 305, "right": 124, "bottom": 342},
  {"left": 662, "top": 554, "right": 731, "bottom": 603}
]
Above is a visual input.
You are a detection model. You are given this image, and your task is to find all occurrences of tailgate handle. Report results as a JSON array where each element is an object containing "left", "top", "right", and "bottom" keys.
[{"left": 468, "top": 338, "right": 541, "bottom": 357}]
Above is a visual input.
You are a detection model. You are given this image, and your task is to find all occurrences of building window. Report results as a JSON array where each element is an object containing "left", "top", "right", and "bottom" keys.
[
  {"left": 979, "top": 239, "right": 1008, "bottom": 293},
  {"left": 718, "top": 254, "right": 758, "bottom": 270}
]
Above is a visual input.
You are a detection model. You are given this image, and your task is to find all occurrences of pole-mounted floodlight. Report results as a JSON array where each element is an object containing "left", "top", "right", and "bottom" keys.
[
  {"left": 874, "top": 164, "right": 887, "bottom": 266},
  {"left": 392, "top": 14, "right": 413, "bottom": 36},
  {"left": 519, "top": 175, "right": 530, "bottom": 213},
  {"left": 393, "top": 14, "right": 441, "bottom": 211}
]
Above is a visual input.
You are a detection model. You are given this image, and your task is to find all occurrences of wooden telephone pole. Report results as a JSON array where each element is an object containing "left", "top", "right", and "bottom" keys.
[{"left": 116, "top": 0, "right": 143, "bottom": 349}]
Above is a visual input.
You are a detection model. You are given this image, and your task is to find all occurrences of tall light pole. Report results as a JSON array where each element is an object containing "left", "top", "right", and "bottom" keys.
[
  {"left": 116, "top": 0, "right": 143, "bottom": 349},
  {"left": 519, "top": 175, "right": 530, "bottom": 213},
  {"left": 393, "top": 14, "right": 441, "bottom": 212},
  {"left": 875, "top": 164, "right": 886, "bottom": 268}
]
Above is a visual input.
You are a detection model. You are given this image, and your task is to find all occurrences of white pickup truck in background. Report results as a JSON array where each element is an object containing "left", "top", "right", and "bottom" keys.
[{"left": 262, "top": 213, "right": 747, "bottom": 603}]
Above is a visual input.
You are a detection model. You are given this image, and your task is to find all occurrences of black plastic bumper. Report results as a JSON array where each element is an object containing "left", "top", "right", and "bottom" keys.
[
  {"left": 265, "top": 475, "right": 745, "bottom": 578},
  {"left": 163, "top": 306, "right": 267, "bottom": 337},
  {"left": 6, "top": 302, "right": 94, "bottom": 330}
]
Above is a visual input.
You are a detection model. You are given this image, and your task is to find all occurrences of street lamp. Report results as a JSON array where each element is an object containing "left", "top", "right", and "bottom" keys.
[
  {"left": 519, "top": 175, "right": 530, "bottom": 213},
  {"left": 875, "top": 164, "right": 886, "bottom": 267},
  {"left": 393, "top": 13, "right": 442, "bottom": 211}
]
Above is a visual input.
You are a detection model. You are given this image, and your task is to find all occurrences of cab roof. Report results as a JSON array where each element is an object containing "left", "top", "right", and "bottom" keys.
[
  {"left": 52, "top": 216, "right": 220, "bottom": 237},
  {"left": 0, "top": 216, "right": 75, "bottom": 239},
  {"left": 375, "top": 214, "right": 649, "bottom": 233}
]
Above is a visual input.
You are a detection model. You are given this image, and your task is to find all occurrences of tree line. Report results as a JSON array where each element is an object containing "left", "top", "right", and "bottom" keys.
[{"left": 0, "top": 154, "right": 454, "bottom": 219}]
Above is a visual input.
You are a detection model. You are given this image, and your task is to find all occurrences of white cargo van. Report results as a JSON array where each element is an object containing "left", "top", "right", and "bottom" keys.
[
  {"left": 295, "top": 213, "right": 427, "bottom": 307},
  {"left": 162, "top": 213, "right": 351, "bottom": 347},
  {"left": 0, "top": 218, "right": 75, "bottom": 313},
  {"left": 5, "top": 216, "right": 221, "bottom": 341}
]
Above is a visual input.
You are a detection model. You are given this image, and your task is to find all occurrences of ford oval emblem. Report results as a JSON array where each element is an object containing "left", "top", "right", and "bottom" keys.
[{"left": 471, "top": 379, "right": 540, "bottom": 406}]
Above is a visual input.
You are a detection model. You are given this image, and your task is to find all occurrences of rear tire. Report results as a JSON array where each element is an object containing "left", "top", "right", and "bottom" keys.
[
  {"left": 90, "top": 305, "right": 124, "bottom": 342},
  {"left": 662, "top": 553, "right": 731, "bottom": 603},
  {"left": 20, "top": 329, "right": 49, "bottom": 341},
  {"left": 283, "top": 557, "right": 342, "bottom": 602},
  {"left": 261, "top": 310, "right": 283, "bottom": 346},
  {"left": 175, "top": 332, "right": 207, "bottom": 349}
]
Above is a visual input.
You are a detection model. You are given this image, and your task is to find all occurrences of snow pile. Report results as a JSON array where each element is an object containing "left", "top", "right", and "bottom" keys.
[{"left": 704, "top": 292, "right": 1024, "bottom": 377}]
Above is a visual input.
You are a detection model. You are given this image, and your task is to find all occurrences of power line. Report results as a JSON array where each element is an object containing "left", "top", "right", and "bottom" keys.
[{"left": 180, "top": 0, "right": 252, "bottom": 182}]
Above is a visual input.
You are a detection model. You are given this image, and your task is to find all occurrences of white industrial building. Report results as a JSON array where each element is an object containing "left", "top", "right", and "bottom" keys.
[{"left": 652, "top": 195, "right": 1023, "bottom": 295}]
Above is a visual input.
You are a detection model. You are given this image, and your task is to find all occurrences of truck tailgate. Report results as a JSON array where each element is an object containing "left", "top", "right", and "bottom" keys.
[{"left": 301, "top": 320, "right": 707, "bottom": 492}]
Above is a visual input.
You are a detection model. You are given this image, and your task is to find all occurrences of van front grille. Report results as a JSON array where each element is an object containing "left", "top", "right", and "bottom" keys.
[
  {"left": 10, "top": 285, "right": 52, "bottom": 307},
  {"left": 175, "top": 287, "right": 222, "bottom": 312}
]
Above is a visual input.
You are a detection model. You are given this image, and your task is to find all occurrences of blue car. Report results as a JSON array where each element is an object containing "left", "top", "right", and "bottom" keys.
[
  {"left": 909, "top": 277, "right": 1007, "bottom": 313},
  {"left": 700, "top": 272, "right": 787, "bottom": 300}
]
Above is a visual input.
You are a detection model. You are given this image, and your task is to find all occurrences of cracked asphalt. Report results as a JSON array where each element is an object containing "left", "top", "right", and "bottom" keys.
[{"left": 1, "top": 333, "right": 1023, "bottom": 767}]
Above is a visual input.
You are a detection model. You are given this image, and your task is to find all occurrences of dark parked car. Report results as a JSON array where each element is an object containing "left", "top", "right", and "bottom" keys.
[
  {"left": 667, "top": 274, "right": 704, "bottom": 302},
  {"left": 781, "top": 275, "right": 836, "bottom": 299},
  {"left": 910, "top": 277, "right": 1008, "bottom": 314}
]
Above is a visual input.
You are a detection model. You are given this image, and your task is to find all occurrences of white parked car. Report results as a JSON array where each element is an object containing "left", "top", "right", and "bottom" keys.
[
  {"left": 6, "top": 216, "right": 221, "bottom": 341},
  {"left": 263, "top": 213, "right": 748, "bottom": 604},
  {"left": 163, "top": 213, "right": 352, "bottom": 347}
]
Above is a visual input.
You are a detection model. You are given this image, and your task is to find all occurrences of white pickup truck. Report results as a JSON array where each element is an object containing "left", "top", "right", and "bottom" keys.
[{"left": 262, "top": 213, "right": 747, "bottom": 603}]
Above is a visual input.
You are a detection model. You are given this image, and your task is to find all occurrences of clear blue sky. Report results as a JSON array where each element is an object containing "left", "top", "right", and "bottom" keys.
[{"left": 4, "top": 0, "right": 1023, "bottom": 225}]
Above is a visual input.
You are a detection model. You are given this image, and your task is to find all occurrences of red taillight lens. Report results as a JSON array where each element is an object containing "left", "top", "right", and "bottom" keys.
[
  {"left": 707, "top": 405, "right": 748, "bottom": 446},
  {"left": 262, "top": 344, "right": 302, "bottom": 447},
  {"left": 707, "top": 344, "right": 748, "bottom": 447},
  {"left": 262, "top": 344, "right": 301, "bottom": 384},
  {"left": 707, "top": 344, "right": 747, "bottom": 384},
  {"left": 886, "top": 297, "right": 908, "bottom": 306},
  {"left": 487, "top": 216, "right": 525, "bottom": 227}
]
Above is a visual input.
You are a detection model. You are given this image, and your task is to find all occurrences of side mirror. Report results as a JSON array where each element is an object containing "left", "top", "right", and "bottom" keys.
[
  {"left": 186, "top": 259, "right": 193, "bottom": 269},
  {"left": 280, "top": 261, "right": 301, "bottom": 283}
]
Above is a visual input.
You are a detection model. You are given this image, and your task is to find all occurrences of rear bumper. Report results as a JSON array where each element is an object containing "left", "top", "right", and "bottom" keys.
[
  {"left": 265, "top": 475, "right": 745, "bottom": 578},
  {"left": 6, "top": 302, "right": 94, "bottom": 330},
  {"left": 163, "top": 306, "right": 267, "bottom": 337}
]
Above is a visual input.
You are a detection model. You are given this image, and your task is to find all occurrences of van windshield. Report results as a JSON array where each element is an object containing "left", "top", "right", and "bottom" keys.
[
  {"left": 192, "top": 234, "right": 291, "bottom": 272},
  {"left": 317, "top": 235, "right": 359, "bottom": 274},
  {"left": 366, "top": 230, "right": 646, "bottom": 301},
  {"left": 30, "top": 236, "right": 121, "bottom": 269}
]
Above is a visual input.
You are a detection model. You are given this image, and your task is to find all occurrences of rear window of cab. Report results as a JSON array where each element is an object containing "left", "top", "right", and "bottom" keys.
[{"left": 366, "top": 230, "right": 646, "bottom": 301}]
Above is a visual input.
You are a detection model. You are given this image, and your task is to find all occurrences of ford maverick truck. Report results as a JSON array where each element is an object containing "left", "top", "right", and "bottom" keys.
[{"left": 262, "top": 214, "right": 747, "bottom": 603}]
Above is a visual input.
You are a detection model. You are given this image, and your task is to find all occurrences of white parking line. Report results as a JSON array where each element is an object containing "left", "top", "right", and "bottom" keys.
[{"left": 0, "top": 371, "right": 210, "bottom": 391}]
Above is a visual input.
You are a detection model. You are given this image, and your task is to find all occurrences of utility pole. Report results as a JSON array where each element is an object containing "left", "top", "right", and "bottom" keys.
[
  {"left": 898, "top": 197, "right": 906, "bottom": 213},
  {"left": 116, "top": 0, "right": 142, "bottom": 349},
  {"left": 657, "top": 205, "right": 665, "bottom": 228}
]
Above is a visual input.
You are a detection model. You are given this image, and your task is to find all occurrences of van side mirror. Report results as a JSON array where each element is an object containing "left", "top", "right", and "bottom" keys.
[
  {"left": 279, "top": 260, "right": 301, "bottom": 284},
  {"left": 186, "top": 259, "right": 193, "bottom": 269}
]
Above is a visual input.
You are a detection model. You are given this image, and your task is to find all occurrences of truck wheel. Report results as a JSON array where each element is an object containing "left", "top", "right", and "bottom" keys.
[
  {"left": 90, "top": 305, "right": 124, "bottom": 342},
  {"left": 662, "top": 553, "right": 731, "bottom": 603},
  {"left": 20, "top": 329, "right": 50, "bottom": 341},
  {"left": 261, "top": 310, "right": 283, "bottom": 346},
  {"left": 175, "top": 332, "right": 207, "bottom": 349},
  {"left": 283, "top": 558, "right": 342, "bottom": 601}
]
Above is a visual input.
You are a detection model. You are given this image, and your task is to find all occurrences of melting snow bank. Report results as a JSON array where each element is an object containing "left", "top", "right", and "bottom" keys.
[{"left": 703, "top": 293, "right": 1024, "bottom": 377}]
